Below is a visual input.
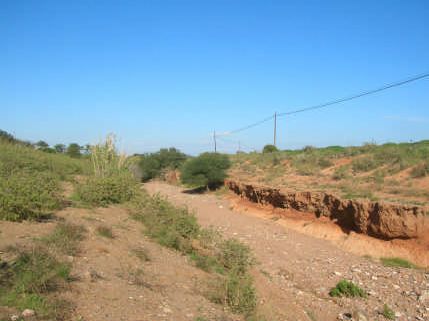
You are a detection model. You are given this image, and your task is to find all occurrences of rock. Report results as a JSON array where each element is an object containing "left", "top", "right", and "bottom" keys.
[
  {"left": 352, "top": 310, "right": 368, "bottom": 321},
  {"left": 21, "top": 309, "right": 35, "bottom": 318},
  {"left": 419, "top": 290, "right": 429, "bottom": 303},
  {"left": 394, "top": 312, "right": 402, "bottom": 318},
  {"left": 162, "top": 307, "right": 172, "bottom": 313},
  {"left": 10, "top": 315, "right": 19, "bottom": 321},
  {"left": 338, "top": 313, "right": 352, "bottom": 320},
  {"left": 334, "top": 271, "right": 342, "bottom": 276}
]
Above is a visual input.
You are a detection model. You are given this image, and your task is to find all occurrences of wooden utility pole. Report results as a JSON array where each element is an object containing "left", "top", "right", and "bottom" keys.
[
  {"left": 213, "top": 130, "right": 217, "bottom": 152},
  {"left": 273, "top": 112, "right": 277, "bottom": 146}
]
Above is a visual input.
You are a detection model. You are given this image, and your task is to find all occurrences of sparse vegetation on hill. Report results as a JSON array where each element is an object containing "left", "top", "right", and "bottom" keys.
[
  {"left": 0, "top": 134, "right": 89, "bottom": 221},
  {"left": 181, "top": 152, "right": 231, "bottom": 189},
  {"left": 230, "top": 140, "right": 429, "bottom": 205}
]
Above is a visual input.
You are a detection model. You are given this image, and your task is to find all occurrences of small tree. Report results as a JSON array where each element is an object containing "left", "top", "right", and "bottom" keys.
[
  {"left": 262, "top": 144, "right": 278, "bottom": 153},
  {"left": 66, "top": 143, "right": 81, "bottom": 158},
  {"left": 0, "top": 129, "right": 16, "bottom": 143},
  {"left": 180, "top": 152, "right": 230, "bottom": 189},
  {"left": 35, "top": 140, "right": 49, "bottom": 149},
  {"left": 54, "top": 144, "right": 66, "bottom": 153},
  {"left": 139, "top": 147, "right": 187, "bottom": 182}
]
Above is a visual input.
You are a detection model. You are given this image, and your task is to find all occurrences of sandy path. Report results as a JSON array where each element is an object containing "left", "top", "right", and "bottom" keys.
[
  {"left": 58, "top": 206, "right": 241, "bottom": 321},
  {"left": 145, "top": 181, "right": 429, "bottom": 321}
]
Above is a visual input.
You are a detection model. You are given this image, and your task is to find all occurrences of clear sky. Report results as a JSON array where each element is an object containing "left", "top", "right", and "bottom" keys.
[{"left": 1, "top": 0, "right": 428, "bottom": 155}]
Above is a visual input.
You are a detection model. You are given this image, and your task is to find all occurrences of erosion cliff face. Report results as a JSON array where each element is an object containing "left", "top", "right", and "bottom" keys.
[{"left": 225, "top": 180, "right": 428, "bottom": 240}]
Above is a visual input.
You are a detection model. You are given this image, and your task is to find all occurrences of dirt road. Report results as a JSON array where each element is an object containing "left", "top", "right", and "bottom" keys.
[{"left": 145, "top": 181, "right": 429, "bottom": 321}]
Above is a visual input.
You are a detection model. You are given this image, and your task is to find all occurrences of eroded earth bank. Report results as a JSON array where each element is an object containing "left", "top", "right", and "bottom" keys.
[{"left": 145, "top": 181, "right": 429, "bottom": 321}]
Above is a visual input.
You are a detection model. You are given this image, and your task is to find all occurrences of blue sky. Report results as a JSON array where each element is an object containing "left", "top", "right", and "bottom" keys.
[{"left": 1, "top": 0, "right": 428, "bottom": 154}]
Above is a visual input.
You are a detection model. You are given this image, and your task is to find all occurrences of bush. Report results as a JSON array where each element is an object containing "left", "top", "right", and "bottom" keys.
[
  {"left": 75, "top": 172, "right": 137, "bottom": 207},
  {"left": 42, "top": 222, "right": 87, "bottom": 255},
  {"left": 411, "top": 161, "right": 429, "bottom": 178},
  {"left": 132, "top": 193, "right": 200, "bottom": 252},
  {"left": 0, "top": 247, "right": 71, "bottom": 316},
  {"left": 139, "top": 148, "right": 187, "bottom": 181},
  {"left": 332, "top": 166, "right": 349, "bottom": 180},
  {"left": 262, "top": 144, "right": 278, "bottom": 153},
  {"left": 380, "top": 257, "right": 417, "bottom": 269},
  {"left": 66, "top": 143, "right": 81, "bottom": 158},
  {"left": 74, "top": 135, "right": 137, "bottom": 207},
  {"left": 382, "top": 304, "right": 395, "bottom": 320},
  {"left": 181, "top": 152, "right": 231, "bottom": 188},
  {"left": 0, "top": 222, "right": 85, "bottom": 319},
  {"left": 0, "top": 129, "right": 19, "bottom": 143},
  {"left": 0, "top": 170, "right": 61, "bottom": 221},
  {"left": 351, "top": 156, "right": 380, "bottom": 172},
  {"left": 210, "top": 272, "right": 257, "bottom": 315},
  {"left": 218, "top": 239, "right": 254, "bottom": 275},
  {"left": 329, "top": 280, "right": 367, "bottom": 298},
  {"left": 96, "top": 225, "right": 114, "bottom": 239}
]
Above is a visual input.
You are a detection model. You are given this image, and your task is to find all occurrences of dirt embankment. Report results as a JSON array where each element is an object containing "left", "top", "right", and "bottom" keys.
[{"left": 225, "top": 180, "right": 428, "bottom": 240}]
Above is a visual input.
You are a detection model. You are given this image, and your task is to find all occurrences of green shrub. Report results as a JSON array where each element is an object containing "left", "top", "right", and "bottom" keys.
[
  {"left": 218, "top": 239, "right": 254, "bottom": 275},
  {"left": 382, "top": 304, "right": 395, "bottom": 320},
  {"left": 181, "top": 152, "right": 231, "bottom": 188},
  {"left": 96, "top": 225, "right": 114, "bottom": 239},
  {"left": 139, "top": 148, "right": 187, "bottom": 181},
  {"left": 42, "top": 223, "right": 87, "bottom": 255},
  {"left": 0, "top": 247, "right": 71, "bottom": 318},
  {"left": 329, "top": 280, "right": 367, "bottom": 298},
  {"left": 132, "top": 193, "right": 200, "bottom": 253},
  {"left": 0, "top": 170, "right": 61, "bottom": 221},
  {"left": 209, "top": 272, "right": 256, "bottom": 315},
  {"left": 380, "top": 257, "right": 417, "bottom": 269},
  {"left": 74, "top": 135, "right": 137, "bottom": 207},
  {"left": 332, "top": 166, "right": 349, "bottom": 180},
  {"left": 66, "top": 143, "right": 81, "bottom": 158},
  {"left": 75, "top": 172, "right": 137, "bottom": 207},
  {"left": 262, "top": 144, "right": 278, "bottom": 153},
  {"left": 352, "top": 157, "right": 380, "bottom": 172},
  {"left": 318, "top": 157, "right": 333, "bottom": 168},
  {"left": 0, "top": 209, "right": 84, "bottom": 319},
  {"left": 411, "top": 162, "right": 429, "bottom": 178},
  {"left": 0, "top": 129, "right": 17, "bottom": 143}
]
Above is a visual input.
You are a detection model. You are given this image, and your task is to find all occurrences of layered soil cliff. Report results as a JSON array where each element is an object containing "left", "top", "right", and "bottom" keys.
[{"left": 226, "top": 180, "right": 428, "bottom": 240}]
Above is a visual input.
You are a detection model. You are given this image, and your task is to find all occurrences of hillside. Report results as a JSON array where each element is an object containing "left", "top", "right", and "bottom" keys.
[{"left": 229, "top": 141, "right": 429, "bottom": 207}]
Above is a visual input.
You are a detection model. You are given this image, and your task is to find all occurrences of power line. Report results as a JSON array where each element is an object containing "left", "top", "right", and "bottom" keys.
[
  {"left": 216, "top": 136, "right": 257, "bottom": 152},
  {"left": 278, "top": 71, "right": 429, "bottom": 116},
  {"left": 222, "top": 71, "right": 429, "bottom": 136},
  {"left": 226, "top": 115, "right": 275, "bottom": 135}
]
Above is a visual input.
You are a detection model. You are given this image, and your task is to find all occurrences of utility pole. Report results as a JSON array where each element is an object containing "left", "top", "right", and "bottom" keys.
[
  {"left": 273, "top": 111, "right": 277, "bottom": 147},
  {"left": 238, "top": 141, "right": 241, "bottom": 153},
  {"left": 213, "top": 130, "right": 217, "bottom": 152}
]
